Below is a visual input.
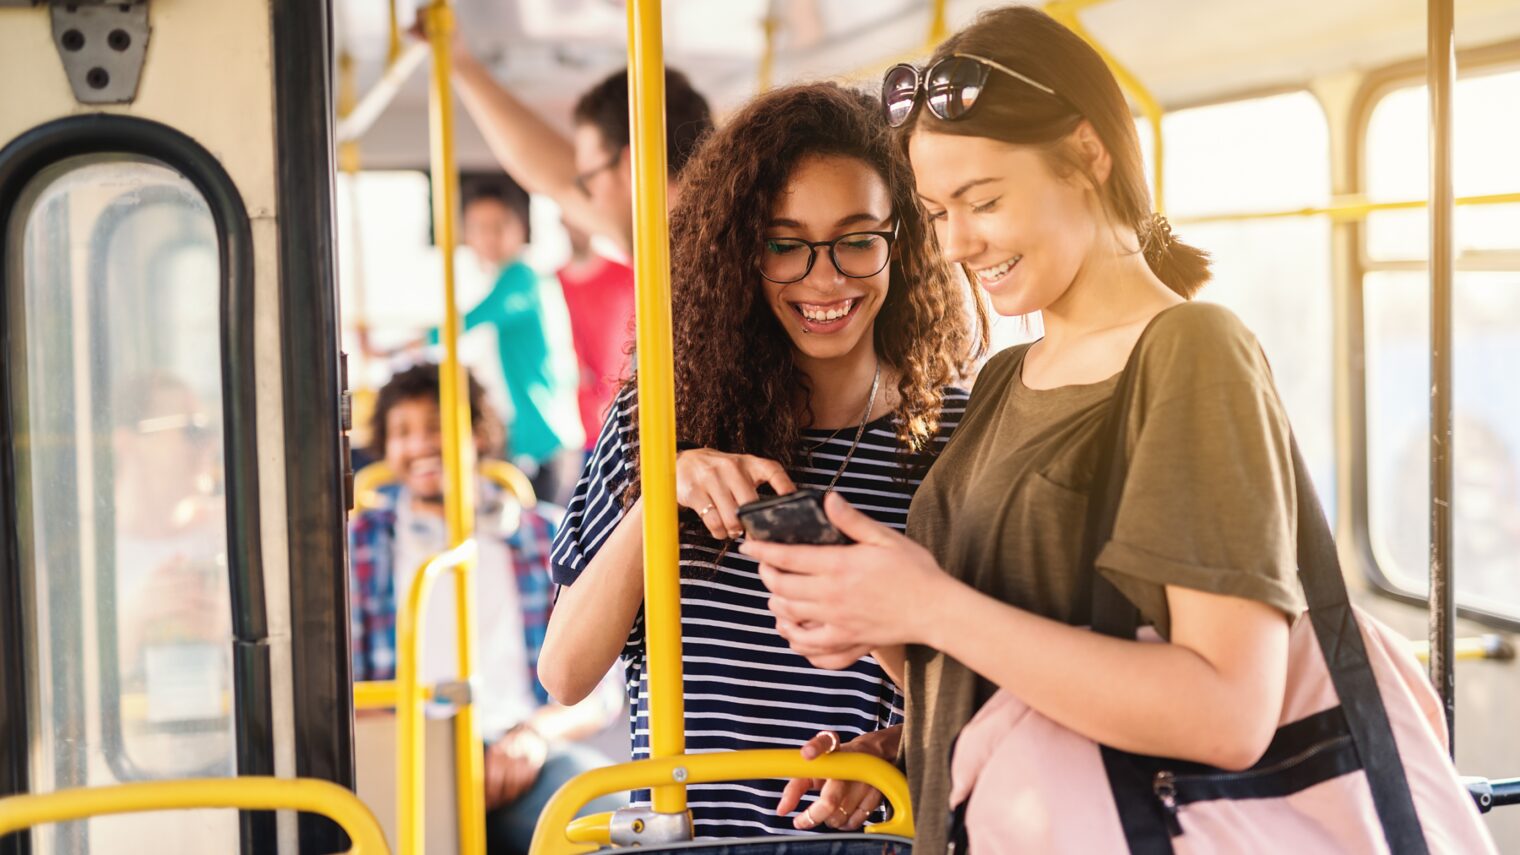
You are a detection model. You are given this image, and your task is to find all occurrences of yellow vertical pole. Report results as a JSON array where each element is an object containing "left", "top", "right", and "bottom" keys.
[
  {"left": 1045, "top": 0, "right": 1165, "bottom": 213},
  {"left": 927, "top": 0, "right": 949, "bottom": 44},
  {"left": 421, "top": 2, "right": 486, "bottom": 854},
  {"left": 625, "top": 0, "right": 687, "bottom": 816}
]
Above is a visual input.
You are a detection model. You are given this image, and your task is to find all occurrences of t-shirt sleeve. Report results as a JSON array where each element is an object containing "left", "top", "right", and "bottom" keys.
[
  {"left": 549, "top": 387, "right": 637, "bottom": 586},
  {"left": 1095, "top": 303, "right": 1305, "bottom": 637}
]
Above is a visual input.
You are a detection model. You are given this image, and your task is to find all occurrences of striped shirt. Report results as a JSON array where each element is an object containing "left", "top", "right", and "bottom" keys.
[{"left": 549, "top": 385, "right": 969, "bottom": 838}]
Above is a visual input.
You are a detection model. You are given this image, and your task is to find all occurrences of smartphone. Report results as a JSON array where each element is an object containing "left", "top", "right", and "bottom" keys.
[{"left": 737, "top": 489, "right": 851, "bottom": 545}]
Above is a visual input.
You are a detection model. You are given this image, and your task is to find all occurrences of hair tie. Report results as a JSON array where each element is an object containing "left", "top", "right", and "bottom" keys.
[{"left": 1143, "top": 213, "right": 1176, "bottom": 262}]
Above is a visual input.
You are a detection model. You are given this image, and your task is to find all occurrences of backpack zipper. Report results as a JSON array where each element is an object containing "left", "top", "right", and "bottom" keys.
[{"left": 1152, "top": 734, "right": 1354, "bottom": 835}]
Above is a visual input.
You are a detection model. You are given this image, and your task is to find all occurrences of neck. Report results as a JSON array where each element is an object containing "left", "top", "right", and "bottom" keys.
[
  {"left": 795, "top": 335, "right": 886, "bottom": 430},
  {"left": 409, "top": 491, "right": 447, "bottom": 518},
  {"left": 1038, "top": 229, "right": 1181, "bottom": 346}
]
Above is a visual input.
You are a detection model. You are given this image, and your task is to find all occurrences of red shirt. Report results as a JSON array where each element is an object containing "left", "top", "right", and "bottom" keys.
[{"left": 557, "top": 256, "right": 637, "bottom": 448}]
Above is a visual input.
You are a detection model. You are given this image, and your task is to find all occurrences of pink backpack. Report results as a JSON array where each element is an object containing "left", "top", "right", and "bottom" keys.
[{"left": 947, "top": 326, "right": 1497, "bottom": 855}]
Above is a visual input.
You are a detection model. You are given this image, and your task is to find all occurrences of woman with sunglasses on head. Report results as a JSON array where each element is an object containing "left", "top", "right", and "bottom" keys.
[
  {"left": 541, "top": 81, "right": 981, "bottom": 837},
  {"left": 744, "top": 7, "right": 1314, "bottom": 851}
]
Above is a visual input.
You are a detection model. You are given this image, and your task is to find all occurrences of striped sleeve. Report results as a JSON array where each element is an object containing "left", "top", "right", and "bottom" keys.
[{"left": 549, "top": 387, "right": 637, "bottom": 586}]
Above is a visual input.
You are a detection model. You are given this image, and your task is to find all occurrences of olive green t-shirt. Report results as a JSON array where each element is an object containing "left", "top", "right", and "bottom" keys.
[{"left": 901, "top": 302, "right": 1305, "bottom": 853}]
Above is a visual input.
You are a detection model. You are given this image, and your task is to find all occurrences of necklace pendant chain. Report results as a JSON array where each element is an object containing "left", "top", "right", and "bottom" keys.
[{"left": 823, "top": 361, "right": 881, "bottom": 494}]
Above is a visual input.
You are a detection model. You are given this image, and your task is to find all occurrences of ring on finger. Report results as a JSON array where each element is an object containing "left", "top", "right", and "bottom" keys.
[
  {"left": 822, "top": 731, "right": 840, "bottom": 755},
  {"left": 699, "top": 504, "right": 716, "bottom": 517}
]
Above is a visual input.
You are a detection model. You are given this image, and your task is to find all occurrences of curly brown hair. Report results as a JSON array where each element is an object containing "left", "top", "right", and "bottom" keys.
[{"left": 623, "top": 82, "right": 986, "bottom": 497}]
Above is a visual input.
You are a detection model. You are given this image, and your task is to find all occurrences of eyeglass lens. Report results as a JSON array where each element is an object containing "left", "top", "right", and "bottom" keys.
[
  {"left": 926, "top": 57, "right": 988, "bottom": 121},
  {"left": 761, "top": 233, "right": 891, "bottom": 283}
]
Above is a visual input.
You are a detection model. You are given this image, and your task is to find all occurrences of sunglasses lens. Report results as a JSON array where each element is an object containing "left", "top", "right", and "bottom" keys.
[
  {"left": 926, "top": 57, "right": 988, "bottom": 121},
  {"left": 882, "top": 64, "right": 920, "bottom": 127}
]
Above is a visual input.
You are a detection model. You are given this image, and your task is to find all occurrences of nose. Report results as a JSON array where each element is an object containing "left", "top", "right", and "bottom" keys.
[
  {"left": 402, "top": 429, "right": 440, "bottom": 459},
  {"left": 938, "top": 211, "right": 981, "bottom": 265},
  {"left": 803, "top": 246, "right": 848, "bottom": 290}
]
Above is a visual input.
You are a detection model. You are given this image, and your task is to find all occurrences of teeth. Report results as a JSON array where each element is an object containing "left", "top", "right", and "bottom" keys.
[
  {"left": 975, "top": 256, "right": 1022, "bottom": 283},
  {"left": 799, "top": 299, "right": 855, "bottom": 323}
]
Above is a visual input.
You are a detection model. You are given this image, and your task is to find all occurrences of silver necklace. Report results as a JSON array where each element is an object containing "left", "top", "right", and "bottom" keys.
[{"left": 816, "top": 361, "right": 881, "bottom": 494}]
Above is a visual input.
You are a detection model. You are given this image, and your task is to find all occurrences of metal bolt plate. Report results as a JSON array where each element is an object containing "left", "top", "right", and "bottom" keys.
[{"left": 50, "top": 2, "right": 150, "bottom": 104}]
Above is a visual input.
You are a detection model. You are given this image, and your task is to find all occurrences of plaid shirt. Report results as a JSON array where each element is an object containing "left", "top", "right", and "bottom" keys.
[{"left": 349, "top": 483, "right": 554, "bottom": 707}]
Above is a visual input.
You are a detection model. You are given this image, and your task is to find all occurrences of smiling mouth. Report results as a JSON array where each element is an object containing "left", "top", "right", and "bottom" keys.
[
  {"left": 973, "top": 256, "right": 1023, "bottom": 286},
  {"left": 408, "top": 457, "right": 443, "bottom": 477},
  {"left": 788, "top": 297, "right": 863, "bottom": 333}
]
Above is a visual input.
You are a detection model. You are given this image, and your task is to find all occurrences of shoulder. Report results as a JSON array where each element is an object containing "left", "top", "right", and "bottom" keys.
[
  {"left": 1133, "top": 301, "right": 1273, "bottom": 395},
  {"left": 961, "top": 343, "right": 1031, "bottom": 414},
  {"left": 350, "top": 494, "right": 398, "bottom": 539},
  {"left": 499, "top": 260, "right": 542, "bottom": 289},
  {"left": 977, "top": 343, "right": 1032, "bottom": 388}
]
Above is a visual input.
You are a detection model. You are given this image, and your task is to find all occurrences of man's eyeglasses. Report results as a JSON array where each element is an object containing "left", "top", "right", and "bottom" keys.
[
  {"left": 573, "top": 150, "right": 623, "bottom": 197},
  {"left": 758, "top": 227, "right": 897, "bottom": 285},
  {"left": 882, "top": 53, "right": 1059, "bottom": 128}
]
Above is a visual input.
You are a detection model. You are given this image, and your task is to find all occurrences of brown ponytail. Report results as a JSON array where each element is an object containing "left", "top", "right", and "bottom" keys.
[
  {"left": 1141, "top": 214, "right": 1211, "bottom": 298},
  {"left": 898, "top": 6, "right": 1212, "bottom": 298}
]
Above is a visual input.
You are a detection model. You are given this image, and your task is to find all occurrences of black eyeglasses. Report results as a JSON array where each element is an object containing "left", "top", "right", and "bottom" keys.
[
  {"left": 573, "top": 149, "right": 623, "bottom": 197},
  {"left": 882, "top": 53, "right": 1059, "bottom": 128},
  {"left": 758, "top": 226, "right": 897, "bottom": 285}
]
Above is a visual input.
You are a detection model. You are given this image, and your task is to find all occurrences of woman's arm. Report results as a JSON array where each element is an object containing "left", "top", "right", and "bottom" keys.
[
  {"left": 922, "top": 577, "right": 1287, "bottom": 770},
  {"left": 539, "top": 448, "right": 798, "bottom": 705},
  {"left": 747, "top": 493, "right": 1290, "bottom": 771},
  {"left": 538, "top": 500, "right": 647, "bottom": 706}
]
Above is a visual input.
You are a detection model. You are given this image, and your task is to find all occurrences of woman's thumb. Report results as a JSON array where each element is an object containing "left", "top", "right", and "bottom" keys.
[{"left": 824, "top": 491, "right": 891, "bottom": 545}]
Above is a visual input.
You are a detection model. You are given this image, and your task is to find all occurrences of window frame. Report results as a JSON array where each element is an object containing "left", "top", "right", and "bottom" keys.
[
  {"left": 0, "top": 115, "right": 271, "bottom": 853},
  {"left": 1346, "top": 44, "right": 1520, "bottom": 632}
]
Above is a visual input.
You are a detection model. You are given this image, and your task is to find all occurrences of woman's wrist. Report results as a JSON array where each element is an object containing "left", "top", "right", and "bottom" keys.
[{"left": 909, "top": 569, "right": 968, "bottom": 651}]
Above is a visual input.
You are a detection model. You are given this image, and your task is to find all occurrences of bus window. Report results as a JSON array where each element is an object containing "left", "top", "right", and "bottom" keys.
[
  {"left": 6, "top": 156, "right": 238, "bottom": 851},
  {"left": 1162, "top": 92, "right": 1337, "bottom": 507},
  {"left": 1362, "top": 67, "right": 1520, "bottom": 621}
]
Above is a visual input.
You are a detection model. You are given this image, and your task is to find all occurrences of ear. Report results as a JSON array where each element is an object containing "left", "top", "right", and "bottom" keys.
[{"left": 1070, "top": 120, "right": 1112, "bottom": 188}]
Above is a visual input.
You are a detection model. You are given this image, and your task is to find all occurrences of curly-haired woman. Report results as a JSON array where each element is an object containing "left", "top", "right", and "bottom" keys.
[{"left": 541, "top": 81, "right": 982, "bottom": 837}]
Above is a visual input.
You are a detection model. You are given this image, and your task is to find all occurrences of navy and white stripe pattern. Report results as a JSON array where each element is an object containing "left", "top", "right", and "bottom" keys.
[{"left": 550, "top": 385, "right": 968, "bottom": 838}]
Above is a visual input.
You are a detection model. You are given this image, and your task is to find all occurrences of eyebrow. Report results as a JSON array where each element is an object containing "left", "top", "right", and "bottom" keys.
[
  {"left": 767, "top": 211, "right": 891, "bottom": 229},
  {"left": 919, "top": 177, "right": 1001, "bottom": 206}
]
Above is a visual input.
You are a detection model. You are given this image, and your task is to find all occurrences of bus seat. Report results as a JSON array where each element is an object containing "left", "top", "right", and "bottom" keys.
[{"left": 354, "top": 710, "right": 459, "bottom": 853}]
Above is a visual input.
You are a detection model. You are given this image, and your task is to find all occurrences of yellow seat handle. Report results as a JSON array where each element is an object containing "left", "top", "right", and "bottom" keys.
[
  {"left": 0, "top": 777, "right": 389, "bottom": 854},
  {"left": 529, "top": 750, "right": 915, "bottom": 854}
]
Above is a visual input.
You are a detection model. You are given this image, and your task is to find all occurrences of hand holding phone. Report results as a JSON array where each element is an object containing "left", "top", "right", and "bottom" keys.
[{"left": 738, "top": 489, "right": 851, "bottom": 545}]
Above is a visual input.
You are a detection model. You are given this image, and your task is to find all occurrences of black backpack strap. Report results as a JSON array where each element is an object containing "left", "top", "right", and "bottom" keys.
[
  {"left": 1083, "top": 313, "right": 1429, "bottom": 854},
  {"left": 1289, "top": 440, "right": 1429, "bottom": 853}
]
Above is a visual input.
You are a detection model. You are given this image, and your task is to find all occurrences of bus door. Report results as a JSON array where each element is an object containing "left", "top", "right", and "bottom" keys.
[{"left": 0, "top": 1, "right": 352, "bottom": 853}]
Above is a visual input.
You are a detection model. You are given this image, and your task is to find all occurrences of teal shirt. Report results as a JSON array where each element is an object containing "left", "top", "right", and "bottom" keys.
[{"left": 429, "top": 261, "right": 579, "bottom": 463}]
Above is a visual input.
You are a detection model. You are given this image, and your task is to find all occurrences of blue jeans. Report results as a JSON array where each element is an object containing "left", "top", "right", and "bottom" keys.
[{"left": 486, "top": 742, "right": 626, "bottom": 855}]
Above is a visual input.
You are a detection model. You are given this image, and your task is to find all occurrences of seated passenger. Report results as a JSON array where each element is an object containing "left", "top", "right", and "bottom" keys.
[
  {"left": 349, "top": 362, "right": 622, "bottom": 854},
  {"left": 541, "top": 82, "right": 984, "bottom": 837}
]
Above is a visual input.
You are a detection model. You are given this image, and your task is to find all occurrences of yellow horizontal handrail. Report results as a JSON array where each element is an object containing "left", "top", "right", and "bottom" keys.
[
  {"left": 353, "top": 680, "right": 444, "bottom": 711},
  {"left": 1173, "top": 190, "right": 1520, "bottom": 226},
  {"left": 528, "top": 749, "right": 915, "bottom": 854},
  {"left": 1412, "top": 634, "right": 1515, "bottom": 664},
  {"left": 0, "top": 777, "right": 388, "bottom": 854},
  {"left": 396, "top": 539, "right": 478, "bottom": 855}
]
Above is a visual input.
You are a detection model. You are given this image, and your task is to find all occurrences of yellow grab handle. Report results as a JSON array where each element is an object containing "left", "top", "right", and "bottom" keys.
[
  {"left": 0, "top": 777, "right": 388, "bottom": 854},
  {"left": 528, "top": 750, "right": 915, "bottom": 854}
]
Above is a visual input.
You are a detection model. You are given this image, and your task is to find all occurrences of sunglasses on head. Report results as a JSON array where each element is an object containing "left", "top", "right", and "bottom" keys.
[{"left": 882, "top": 53, "right": 1059, "bottom": 128}]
